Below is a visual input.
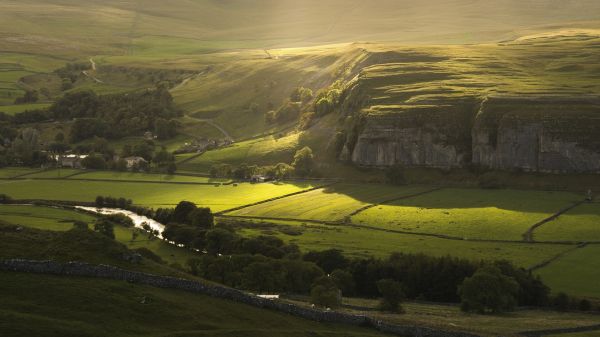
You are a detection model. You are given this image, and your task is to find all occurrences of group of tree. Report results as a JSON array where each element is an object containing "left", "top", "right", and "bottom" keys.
[
  {"left": 208, "top": 146, "right": 314, "bottom": 180},
  {"left": 265, "top": 87, "right": 313, "bottom": 125},
  {"left": 84, "top": 196, "right": 592, "bottom": 314}
]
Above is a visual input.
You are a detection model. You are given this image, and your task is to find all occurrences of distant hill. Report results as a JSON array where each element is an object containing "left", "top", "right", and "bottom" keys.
[{"left": 2, "top": 0, "right": 600, "bottom": 56}]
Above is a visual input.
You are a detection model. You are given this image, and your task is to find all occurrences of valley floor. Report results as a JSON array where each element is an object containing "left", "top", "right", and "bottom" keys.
[{"left": 1, "top": 167, "right": 599, "bottom": 300}]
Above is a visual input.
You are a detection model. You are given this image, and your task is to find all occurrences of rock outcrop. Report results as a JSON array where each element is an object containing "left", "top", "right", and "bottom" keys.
[{"left": 345, "top": 96, "right": 600, "bottom": 174}]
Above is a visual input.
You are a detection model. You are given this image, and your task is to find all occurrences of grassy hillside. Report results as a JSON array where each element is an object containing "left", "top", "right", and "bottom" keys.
[
  {"left": 2, "top": 0, "right": 600, "bottom": 57},
  {"left": 0, "top": 272, "right": 388, "bottom": 337}
]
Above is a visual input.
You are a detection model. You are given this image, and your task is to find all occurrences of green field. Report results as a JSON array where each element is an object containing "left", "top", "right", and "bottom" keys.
[
  {"left": 19, "top": 169, "right": 84, "bottom": 179},
  {"left": 179, "top": 133, "right": 300, "bottom": 173},
  {"left": 283, "top": 296, "right": 600, "bottom": 337},
  {"left": 70, "top": 171, "right": 229, "bottom": 184},
  {"left": 0, "top": 272, "right": 385, "bottom": 337},
  {"left": 535, "top": 203, "right": 600, "bottom": 242},
  {"left": 0, "top": 205, "right": 95, "bottom": 230},
  {"left": 351, "top": 188, "right": 581, "bottom": 241},
  {"left": 0, "top": 179, "right": 314, "bottom": 211},
  {"left": 0, "top": 103, "right": 52, "bottom": 115},
  {"left": 536, "top": 245, "right": 600, "bottom": 299},
  {"left": 228, "top": 183, "right": 431, "bottom": 222},
  {"left": 0, "top": 167, "right": 41, "bottom": 179},
  {"left": 237, "top": 220, "right": 572, "bottom": 268}
]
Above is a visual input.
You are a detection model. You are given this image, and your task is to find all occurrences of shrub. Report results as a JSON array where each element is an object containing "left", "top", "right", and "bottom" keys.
[
  {"left": 459, "top": 266, "right": 519, "bottom": 314},
  {"left": 93, "top": 219, "right": 115, "bottom": 239},
  {"left": 311, "top": 276, "right": 341, "bottom": 308},
  {"left": 377, "top": 279, "right": 405, "bottom": 313}
]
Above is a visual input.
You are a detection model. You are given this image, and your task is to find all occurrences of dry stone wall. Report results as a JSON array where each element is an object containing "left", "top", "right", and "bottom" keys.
[{"left": 0, "top": 259, "right": 481, "bottom": 337}]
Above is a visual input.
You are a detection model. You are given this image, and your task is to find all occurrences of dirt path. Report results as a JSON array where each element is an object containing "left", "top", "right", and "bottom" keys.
[
  {"left": 188, "top": 117, "right": 234, "bottom": 142},
  {"left": 82, "top": 58, "right": 103, "bottom": 84}
]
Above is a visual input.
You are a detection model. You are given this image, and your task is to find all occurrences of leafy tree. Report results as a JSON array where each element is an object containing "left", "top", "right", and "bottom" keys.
[
  {"left": 292, "top": 146, "right": 314, "bottom": 176},
  {"left": 459, "top": 266, "right": 519, "bottom": 314},
  {"left": 242, "top": 261, "right": 284, "bottom": 293},
  {"left": 187, "top": 207, "right": 214, "bottom": 229},
  {"left": 377, "top": 279, "right": 405, "bottom": 313},
  {"left": 81, "top": 153, "right": 107, "bottom": 169},
  {"left": 311, "top": 276, "right": 341, "bottom": 308},
  {"left": 93, "top": 219, "right": 115, "bottom": 239},
  {"left": 304, "top": 249, "right": 348, "bottom": 273},
  {"left": 14, "top": 90, "right": 39, "bottom": 104},
  {"left": 205, "top": 228, "right": 239, "bottom": 255},
  {"left": 154, "top": 118, "right": 177, "bottom": 140},
  {"left": 331, "top": 269, "right": 356, "bottom": 296},
  {"left": 171, "top": 201, "right": 197, "bottom": 223},
  {"left": 72, "top": 221, "right": 89, "bottom": 230}
]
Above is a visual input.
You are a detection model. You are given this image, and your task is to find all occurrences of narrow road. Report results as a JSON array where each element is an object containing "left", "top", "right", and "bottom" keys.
[
  {"left": 190, "top": 117, "right": 234, "bottom": 142},
  {"left": 82, "top": 58, "right": 103, "bottom": 84}
]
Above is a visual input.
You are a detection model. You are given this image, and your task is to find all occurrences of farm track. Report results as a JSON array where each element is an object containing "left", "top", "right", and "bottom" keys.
[
  {"left": 522, "top": 200, "right": 588, "bottom": 242},
  {"left": 345, "top": 187, "right": 444, "bottom": 219}
]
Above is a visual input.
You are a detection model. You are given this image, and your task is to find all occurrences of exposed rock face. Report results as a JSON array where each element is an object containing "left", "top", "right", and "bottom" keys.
[
  {"left": 472, "top": 97, "right": 600, "bottom": 173},
  {"left": 347, "top": 97, "right": 600, "bottom": 173}
]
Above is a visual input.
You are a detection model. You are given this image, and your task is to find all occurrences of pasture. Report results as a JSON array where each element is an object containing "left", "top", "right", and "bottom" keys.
[
  {"left": 0, "top": 167, "right": 42, "bottom": 179},
  {"left": 178, "top": 133, "right": 300, "bottom": 173},
  {"left": 237, "top": 222, "right": 572, "bottom": 268},
  {"left": 228, "top": 183, "right": 431, "bottom": 222},
  {"left": 534, "top": 203, "right": 600, "bottom": 242},
  {"left": 283, "top": 297, "right": 600, "bottom": 337},
  {"left": 351, "top": 188, "right": 581, "bottom": 241},
  {"left": 0, "top": 272, "right": 386, "bottom": 337},
  {"left": 0, "top": 179, "right": 314, "bottom": 211},
  {"left": 70, "top": 171, "right": 230, "bottom": 184},
  {"left": 536, "top": 244, "right": 600, "bottom": 299},
  {"left": 20, "top": 169, "right": 83, "bottom": 179}
]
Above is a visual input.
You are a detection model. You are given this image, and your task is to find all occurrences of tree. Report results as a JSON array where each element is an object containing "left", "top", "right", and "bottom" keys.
[
  {"left": 377, "top": 279, "right": 405, "bottom": 313},
  {"left": 81, "top": 153, "right": 107, "bottom": 169},
  {"left": 187, "top": 207, "right": 214, "bottom": 229},
  {"left": 94, "top": 219, "right": 115, "bottom": 239},
  {"left": 331, "top": 269, "right": 356, "bottom": 296},
  {"left": 154, "top": 118, "right": 177, "bottom": 140},
  {"left": 304, "top": 249, "right": 348, "bottom": 274},
  {"left": 292, "top": 146, "right": 314, "bottom": 176},
  {"left": 459, "top": 266, "right": 519, "bottom": 314},
  {"left": 311, "top": 276, "right": 341, "bottom": 308},
  {"left": 72, "top": 221, "right": 88, "bottom": 230},
  {"left": 171, "top": 201, "right": 197, "bottom": 223},
  {"left": 205, "top": 228, "right": 239, "bottom": 255},
  {"left": 242, "top": 261, "right": 284, "bottom": 293}
]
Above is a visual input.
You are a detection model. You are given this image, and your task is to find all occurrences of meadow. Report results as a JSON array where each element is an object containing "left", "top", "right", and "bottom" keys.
[
  {"left": 0, "top": 272, "right": 386, "bottom": 337},
  {"left": 236, "top": 221, "right": 572, "bottom": 268},
  {"left": 0, "top": 167, "right": 42, "bottom": 178},
  {"left": 285, "top": 296, "right": 600, "bottom": 337},
  {"left": 534, "top": 203, "right": 600, "bottom": 242},
  {"left": 351, "top": 188, "right": 581, "bottom": 241},
  {"left": 0, "top": 178, "right": 314, "bottom": 211},
  {"left": 69, "top": 171, "right": 230, "bottom": 184},
  {"left": 178, "top": 132, "right": 301, "bottom": 173},
  {"left": 228, "top": 183, "right": 432, "bottom": 222},
  {"left": 536, "top": 244, "right": 600, "bottom": 299}
]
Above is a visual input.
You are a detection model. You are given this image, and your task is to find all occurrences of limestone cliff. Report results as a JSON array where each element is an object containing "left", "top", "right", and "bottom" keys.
[{"left": 343, "top": 96, "right": 600, "bottom": 173}]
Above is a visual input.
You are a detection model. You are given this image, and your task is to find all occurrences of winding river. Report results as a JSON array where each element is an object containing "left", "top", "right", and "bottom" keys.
[{"left": 76, "top": 206, "right": 166, "bottom": 239}]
